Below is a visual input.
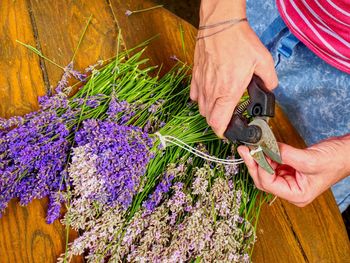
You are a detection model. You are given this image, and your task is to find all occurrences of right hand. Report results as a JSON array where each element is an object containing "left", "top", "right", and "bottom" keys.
[
  {"left": 190, "top": 20, "right": 278, "bottom": 137},
  {"left": 238, "top": 135, "right": 350, "bottom": 207}
]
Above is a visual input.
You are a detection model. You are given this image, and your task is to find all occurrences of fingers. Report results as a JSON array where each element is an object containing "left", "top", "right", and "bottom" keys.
[
  {"left": 206, "top": 66, "right": 251, "bottom": 137},
  {"left": 208, "top": 94, "right": 241, "bottom": 137},
  {"left": 190, "top": 42, "right": 201, "bottom": 102},
  {"left": 254, "top": 49, "right": 279, "bottom": 91},
  {"left": 238, "top": 145, "right": 303, "bottom": 201},
  {"left": 198, "top": 93, "right": 206, "bottom": 116},
  {"left": 278, "top": 143, "right": 311, "bottom": 171},
  {"left": 238, "top": 146, "right": 262, "bottom": 189},
  {"left": 190, "top": 74, "right": 199, "bottom": 102},
  {"left": 190, "top": 83, "right": 199, "bottom": 105}
]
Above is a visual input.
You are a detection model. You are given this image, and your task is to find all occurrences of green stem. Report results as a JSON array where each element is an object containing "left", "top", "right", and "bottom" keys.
[
  {"left": 128, "top": 5, "right": 163, "bottom": 15},
  {"left": 16, "top": 40, "right": 65, "bottom": 70},
  {"left": 71, "top": 15, "right": 93, "bottom": 62}
]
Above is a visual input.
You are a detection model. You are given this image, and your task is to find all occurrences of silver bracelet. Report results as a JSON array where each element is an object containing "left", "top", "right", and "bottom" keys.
[
  {"left": 197, "top": 18, "right": 247, "bottom": 40},
  {"left": 198, "top": 18, "right": 247, "bottom": 30}
]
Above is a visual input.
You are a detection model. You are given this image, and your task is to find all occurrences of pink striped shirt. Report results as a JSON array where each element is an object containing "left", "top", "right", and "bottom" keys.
[{"left": 276, "top": 0, "right": 350, "bottom": 73}]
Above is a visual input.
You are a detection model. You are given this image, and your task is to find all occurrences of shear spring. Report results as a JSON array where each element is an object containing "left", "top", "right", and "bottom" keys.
[{"left": 234, "top": 99, "right": 251, "bottom": 115}]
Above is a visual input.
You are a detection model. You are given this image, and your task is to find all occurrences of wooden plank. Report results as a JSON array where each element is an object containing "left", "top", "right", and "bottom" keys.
[
  {"left": 109, "top": 1, "right": 350, "bottom": 262},
  {"left": 0, "top": 0, "right": 45, "bottom": 118},
  {"left": 109, "top": 0, "right": 197, "bottom": 74},
  {"left": 28, "top": 0, "right": 119, "bottom": 87},
  {"left": 252, "top": 199, "right": 306, "bottom": 262},
  {"left": 0, "top": 1, "right": 80, "bottom": 262}
]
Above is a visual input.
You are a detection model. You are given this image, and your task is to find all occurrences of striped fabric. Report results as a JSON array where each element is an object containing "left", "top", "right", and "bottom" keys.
[{"left": 276, "top": 0, "right": 350, "bottom": 73}]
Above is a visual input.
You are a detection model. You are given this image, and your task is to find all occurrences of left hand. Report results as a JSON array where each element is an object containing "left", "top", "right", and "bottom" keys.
[{"left": 238, "top": 135, "right": 350, "bottom": 207}]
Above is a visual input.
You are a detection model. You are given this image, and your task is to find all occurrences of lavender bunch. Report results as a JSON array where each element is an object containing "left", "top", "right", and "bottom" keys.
[
  {"left": 63, "top": 164, "right": 255, "bottom": 262},
  {"left": 0, "top": 60, "right": 91, "bottom": 223},
  {"left": 0, "top": 109, "right": 71, "bottom": 223},
  {"left": 61, "top": 161, "right": 186, "bottom": 262},
  {"left": 0, "top": 46, "right": 184, "bottom": 222},
  {"left": 124, "top": 165, "right": 255, "bottom": 263},
  {"left": 73, "top": 119, "right": 154, "bottom": 209},
  {"left": 1, "top": 40, "right": 265, "bottom": 263}
]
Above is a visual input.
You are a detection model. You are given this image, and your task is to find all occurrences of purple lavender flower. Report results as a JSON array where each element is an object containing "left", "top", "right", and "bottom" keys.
[
  {"left": 71, "top": 94, "right": 105, "bottom": 109},
  {"left": 74, "top": 119, "right": 154, "bottom": 209},
  {"left": 46, "top": 192, "right": 65, "bottom": 224},
  {"left": 170, "top": 55, "right": 179, "bottom": 62},
  {"left": 148, "top": 100, "right": 164, "bottom": 114},
  {"left": 106, "top": 98, "right": 129, "bottom": 117},
  {"left": 125, "top": 10, "right": 133, "bottom": 16},
  {"left": 106, "top": 97, "right": 136, "bottom": 124},
  {"left": 224, "top": 162, "right": 239, "bottom": 176},
  {"left": 0, "top": 116, "right": 24, "bottom": 130},
  {"left": 84, "top": 60, "right": 103, "bottom": 73},
  {"left": 0, "top": 110, "right": 71, "bottom": 221},
  {"left": 55, "top": 62, "right": 86, "bottom": 94},
  {"left": 38, "top": 94, "right": 69, "bottom": 110},
  {"left": 55, "top": 62, "right": 73, "bottom": 93},
  {"left": 85, "top": 98, "right": 100, "bottom": 108},
  {"left": 143, "top": 171, "right": 175, "bottom": 213},
  {"left": 70, "top": 69, "right": 86, "bottom": 82}
]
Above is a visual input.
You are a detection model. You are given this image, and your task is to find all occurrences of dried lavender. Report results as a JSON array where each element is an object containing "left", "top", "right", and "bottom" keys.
[
  {"left": 120, "top": 165, "right": 255, "bottom": 263},
  {"left": 64, "top": 165, "right": 254, "bottom": 262},
  {"left": 60, "top": 122, "right": 155, "bottom": 261},
  {"left": 55, "top": 62, "right": 86, "bottom": 93},
  {"left": 73, "top": 119, "right": 154, "bottom": 209}
]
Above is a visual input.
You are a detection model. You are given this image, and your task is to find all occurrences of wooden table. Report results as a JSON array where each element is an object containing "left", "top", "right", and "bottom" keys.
[{"left": 0, "top": 1, "right": 349, "bottom": 262}]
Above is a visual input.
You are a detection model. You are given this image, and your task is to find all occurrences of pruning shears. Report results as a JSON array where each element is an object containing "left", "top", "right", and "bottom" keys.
[{"left": 224, "top": 75, "right": 282, "bottom": 174}]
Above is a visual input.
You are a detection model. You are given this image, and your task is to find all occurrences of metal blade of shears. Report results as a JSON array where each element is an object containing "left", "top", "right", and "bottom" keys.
[
  {"left": 247, "top": 118, "right": 282, "bottom": 174},
  {"left": 249, "top": 145, "right": 275, "bottom": 174}
]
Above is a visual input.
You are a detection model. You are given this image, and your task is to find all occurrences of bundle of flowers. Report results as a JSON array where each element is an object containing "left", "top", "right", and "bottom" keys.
[{"left": 0, "top": 42, "right": 266, "bottom": 262}]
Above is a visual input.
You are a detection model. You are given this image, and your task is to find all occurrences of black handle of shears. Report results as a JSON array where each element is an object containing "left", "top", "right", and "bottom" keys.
[{"left": 224, "top": 75, "right": 276, "bottom": 144}]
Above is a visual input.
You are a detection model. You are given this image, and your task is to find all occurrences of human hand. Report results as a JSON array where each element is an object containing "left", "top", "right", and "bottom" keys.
[
  {"left": 238, "top": 135, "right": 350, "bottom": 207},
  {"left": 190, "top": 0, "right": 278, "bottom": 137}
]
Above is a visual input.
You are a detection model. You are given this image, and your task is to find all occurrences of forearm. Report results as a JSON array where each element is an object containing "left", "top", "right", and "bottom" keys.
[{"left": 200, "top": 0, "right": 246, "bottom": 24}]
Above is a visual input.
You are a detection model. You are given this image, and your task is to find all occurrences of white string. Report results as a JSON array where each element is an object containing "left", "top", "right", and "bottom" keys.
[
  {"left": 155, "top": 132, "right": 244, "bottom": 165},
  {"left": 250, "top": 146, "right": 263, "bottom": 155}
]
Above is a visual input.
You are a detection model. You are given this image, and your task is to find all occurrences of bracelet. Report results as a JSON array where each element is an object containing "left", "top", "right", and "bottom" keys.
[
  {"left": 198, "top": 18, "right": 247, "bottom": 30},
  {"left": 196, "top": 18, "right": 247, "bottom": 41}
]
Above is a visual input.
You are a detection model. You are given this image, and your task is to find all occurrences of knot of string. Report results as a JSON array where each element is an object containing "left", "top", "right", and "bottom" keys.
[{"left": 155, "top": 132, "right": 244, "bottom": 165}]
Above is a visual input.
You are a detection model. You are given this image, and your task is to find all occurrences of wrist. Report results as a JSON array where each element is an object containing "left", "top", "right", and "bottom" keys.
[{"left": 200, "top": 0, "right": 246, "bottom": 24}]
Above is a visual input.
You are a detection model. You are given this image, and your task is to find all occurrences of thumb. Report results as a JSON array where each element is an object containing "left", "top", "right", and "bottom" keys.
[{"left": 278, "top": 143, "right": 311, "bottom": 171}]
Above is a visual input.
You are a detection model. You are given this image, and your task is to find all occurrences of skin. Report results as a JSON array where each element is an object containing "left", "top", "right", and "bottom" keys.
[
  {"left": 238, "top": 135, "right": 350, "bottom": 207},
  {"left": 191, "top": 0, "right": 350, "bottom": 206}
]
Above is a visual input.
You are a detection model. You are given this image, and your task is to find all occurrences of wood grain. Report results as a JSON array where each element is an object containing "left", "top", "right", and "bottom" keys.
[
  {"left": 28, "top": 0, "right": 119, "bottom": 88},
  {"left": 0, "top": 1, "right": 81, "bottom": 262},
  {"left": 109, "top": 0, "right": 197, "bottom": 74},
  {"left": 110, "top": 1, "right": 350, "bottom": 262},
  {"left": 0, "top": 0, "right": 45, "bottom": 118}
]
